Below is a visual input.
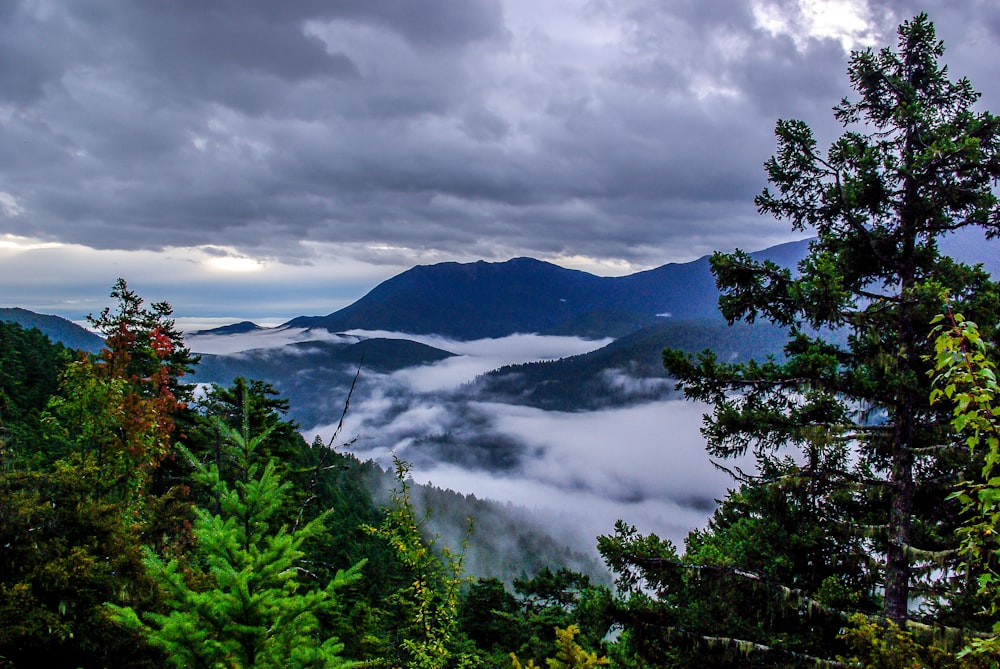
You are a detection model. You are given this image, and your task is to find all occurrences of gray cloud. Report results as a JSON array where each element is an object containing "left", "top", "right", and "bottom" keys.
[{"left": 2, "top": 1, "right": 999, "bottom": 318}]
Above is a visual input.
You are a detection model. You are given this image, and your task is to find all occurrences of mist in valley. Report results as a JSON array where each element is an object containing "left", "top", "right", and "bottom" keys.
[{"left": 288, "top": 331, "right": 747, "bottom": 560}]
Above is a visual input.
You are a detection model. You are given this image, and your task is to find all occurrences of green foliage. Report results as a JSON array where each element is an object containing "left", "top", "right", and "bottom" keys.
[
  {"left": 510, "top": 625, "right": 609, "bottom": 669},
  {"left": 0, "top": 460, "right": 161, "bottom": 668},
  {"left": 505, "top": 568, "right": 613, "bottom": 665},
  {"left": 459, "top": 577, "right": 521, "bottom": 656},
  {"left": 610, "top": 12, "right": 1000, "bottom": 666},
  {"left": 455, "top": 567, "right": 614, "bottom": 667},
  {"left": 838, "top": 614, "right": 952, "bottom": 669},
  {"left": 185, "top": 377, "right": 306, "bottom": 506},
  {"left": 110, "top": 413, "right": 363, "bottom": 669},
  {"left": 929, "top": 313, "right": 1000, "bottom": 662},
  {"left": 363, "top": 457, "right": 479, "bottom": 668},
  {"left": 87, "top": 278, "right": 198, "bottom": 404},
  {"left": 42, "top": 280, "right": 196, "bottom": 510},
  {"left": 1, "top": 281, "right": 197, "bottom": 668},
  {"left": 0, "top": 320, "right": 70, "bottom": 464}
]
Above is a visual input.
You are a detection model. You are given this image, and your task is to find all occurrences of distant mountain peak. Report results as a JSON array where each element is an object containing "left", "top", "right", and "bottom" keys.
[
  {"left": 282, "top": 240, "right": 815, "bottom": 341},
  {"left": 190, "top": 320, "right": 263, "bottom": 336}
]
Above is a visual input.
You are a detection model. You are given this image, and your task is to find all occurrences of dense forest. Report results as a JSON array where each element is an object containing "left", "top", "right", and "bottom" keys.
[{"left": 3, "top": 13, "right": 1000, "bottom": 668}]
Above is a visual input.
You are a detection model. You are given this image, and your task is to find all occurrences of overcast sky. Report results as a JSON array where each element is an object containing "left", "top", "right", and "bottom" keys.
[{"left": 2, "top": 0, "right": 998, "bottom": 326}]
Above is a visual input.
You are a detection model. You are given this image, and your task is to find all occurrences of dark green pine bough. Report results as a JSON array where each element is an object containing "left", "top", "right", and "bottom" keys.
[{"left": 604, "top": 13, "right": 1000, "bottom": 666}]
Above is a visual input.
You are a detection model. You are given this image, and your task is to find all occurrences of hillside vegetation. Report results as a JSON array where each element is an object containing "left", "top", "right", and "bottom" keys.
[
  {"left": 3, "top": 15, "right": 1000, "bottom": 668},
  {"left": 0, "top": 287, "right": 612, "bottom": 669}
]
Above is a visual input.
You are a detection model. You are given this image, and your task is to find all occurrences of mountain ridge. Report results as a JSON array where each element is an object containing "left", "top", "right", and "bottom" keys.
[
  {"left": 0, "top": 307, "right": 104, "bottom": 352},
  {"left": 284, "top": 239, "right": 812, "bottom": 340}
]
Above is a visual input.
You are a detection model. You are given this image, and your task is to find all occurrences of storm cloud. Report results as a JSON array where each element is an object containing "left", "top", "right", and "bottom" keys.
[{"left": 3, "top": 1, "right": 999, "bottom": 321}]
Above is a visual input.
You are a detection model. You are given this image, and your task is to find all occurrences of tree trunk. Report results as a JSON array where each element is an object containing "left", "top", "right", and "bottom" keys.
[{"left": 885, "top": 418, "right": 914, "bottom": 624}]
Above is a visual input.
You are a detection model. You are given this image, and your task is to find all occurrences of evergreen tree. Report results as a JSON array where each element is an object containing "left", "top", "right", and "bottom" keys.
[
  {"left": 509, "top": 568, "right": 613, "bottom": 664},
  {"left": 110, "top": 413, "right": 363, "bottom": 668},
  {"left": 86, "top": 278, "right": 198, "bottom": 405},
  {"left": 184, "top": 377, "right": 399, "bottom": 664},
  {"left": 0, "top": 459, "right": 162, "bottom": 668},
  {"left": 605, "top": 13, "right": 1000, "bottom": 665},
  {"left": 459, "top": 577, "right": 521, "bottom": 660},
  {"left": 1, "top": 282, "right": 195, "bottom": 668},
  {"left": 0, "top": 321, "right": 70, "bottom": 462}
]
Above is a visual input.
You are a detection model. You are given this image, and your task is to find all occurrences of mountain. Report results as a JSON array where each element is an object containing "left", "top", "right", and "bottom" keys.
[
  {"left": 939, "top": 227, "right": 1000, "bottom": 277},
  {"left": 0, "top": 307, "right": 104, "bottom": 352},
  {"left": 471, "top": 318, "right": 792, "bottom": 411},
  {"left": 285, "top": 240, "right": 813, "bottom": 340},
  {"left": 191, "top": 337, "right": 456, "bottom": 429},
  {"left": 191, "top": 320, "right": 263, "bottom": 335}
]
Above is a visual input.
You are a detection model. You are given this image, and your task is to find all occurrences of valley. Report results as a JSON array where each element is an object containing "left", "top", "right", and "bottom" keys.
[{"left": 5, "top": 229, "right": 996, "bottom": 564}]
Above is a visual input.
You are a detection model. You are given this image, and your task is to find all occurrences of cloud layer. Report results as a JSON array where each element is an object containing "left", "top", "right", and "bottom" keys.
[
  {"left": 3, "top": 1, "right": 999, "bottom": 320},
  {"left": 300, "top": 332, "right": 749, "bottom": 552}
]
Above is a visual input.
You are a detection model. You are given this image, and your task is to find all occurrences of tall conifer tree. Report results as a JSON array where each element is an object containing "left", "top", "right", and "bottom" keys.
[{"left": 603, "top": 13, "right": 1000, "bottom": 665}]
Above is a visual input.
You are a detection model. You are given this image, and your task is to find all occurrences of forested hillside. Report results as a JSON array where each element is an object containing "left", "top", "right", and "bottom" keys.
[
  {"left": 3, "top": 14, "right": 1000, "bottom": 668},
  {"left": 0, "top": 308, "right": 103, "bottom": 353},
  {"left": 474, "top": 318, "right": 792, "bottom": 410},
  {"left": 0, "top": 283, "right": 614, "bottom": 668}
]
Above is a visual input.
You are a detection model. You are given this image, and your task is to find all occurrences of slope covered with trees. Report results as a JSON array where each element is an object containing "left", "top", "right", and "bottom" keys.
[
  {"left": 475, "top": 318, "right": 792, "bottom": 411},
  {"left": 0, "top": 308, "right": 104, "bottom": 353},
  {"left": 4, "top": 13, "right": 1000, "bottom": 669},
  {"left": 0, "top": 282, "right": 615, "bottom": 668}
]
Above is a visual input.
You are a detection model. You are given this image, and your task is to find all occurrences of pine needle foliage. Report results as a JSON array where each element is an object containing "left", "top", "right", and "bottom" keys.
[
  {"left": 607, "top": 12, "right": 1000, "bottom": 666},
  {"left": 110, "top": 411, "right": 363, "bottom": 669}
]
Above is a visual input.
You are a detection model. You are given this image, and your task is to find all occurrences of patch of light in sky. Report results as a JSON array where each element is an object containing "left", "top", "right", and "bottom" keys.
[
  {"left": 0, "top": 234, "right": 63, "bottom": 251},
  {"left": 753, "top": 0, "right": 877, "bottom": 51},
  {"left": 207, "top": 256, "right": 266, "bottom": 272}
]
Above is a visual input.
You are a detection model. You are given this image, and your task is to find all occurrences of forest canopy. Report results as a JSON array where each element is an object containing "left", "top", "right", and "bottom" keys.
[{"left": 2, "top": 13, "right": 1000, "bottom": 669}]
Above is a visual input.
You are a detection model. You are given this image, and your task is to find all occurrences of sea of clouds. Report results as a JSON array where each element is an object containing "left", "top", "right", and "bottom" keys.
[
  {"left": 287, "top": 332, "right": 749, "bottom": 555},
  {"left": 187, "top": 326, "right": 748, "bottom": 556}
]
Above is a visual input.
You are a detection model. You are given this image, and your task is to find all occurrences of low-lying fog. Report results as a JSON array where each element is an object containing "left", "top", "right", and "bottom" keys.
[
  {"left": 277, "top": 331, "right": 749, "bottom": 557},
  {"left": 187, "top": 326, "right": 746, "bottom": 557}
]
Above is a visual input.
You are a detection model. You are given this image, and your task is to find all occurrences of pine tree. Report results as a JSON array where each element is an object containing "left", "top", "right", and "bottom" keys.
[
  {"left": 110, "top": 414, "right": 363, "bottom": 669},
  {"left": 1, "top": 283, "right": 194, "bottom": 668},
  {"left": 603, "top": 12, "right": 1000, "bottom": 666},
  {"left": 675, "top": 9, "right": 999, "bottom": 621}
]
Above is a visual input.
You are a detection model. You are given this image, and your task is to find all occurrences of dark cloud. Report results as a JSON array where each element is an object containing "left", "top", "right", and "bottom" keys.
[
  {"left": 330, "top": 0, "right": 505, "bottom": 47},
  {"left": 1, "top": 0, "right": 998, "bottom": 282}
]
